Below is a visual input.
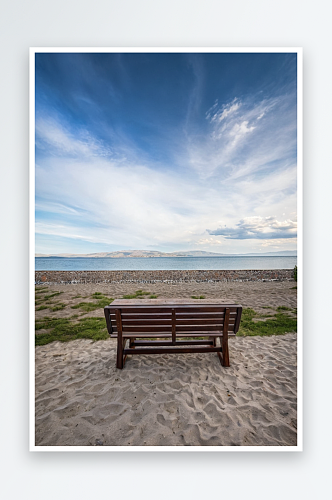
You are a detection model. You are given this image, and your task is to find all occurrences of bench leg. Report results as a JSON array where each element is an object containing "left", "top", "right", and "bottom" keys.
[
  {"left": 220, "top": 336, "right": 230, "bottom": 367},
  {"left": 116, "top": 337, "right": 123, "bottom": 369},
  {"left": 117, "top": 338, "right": 127, "bottom": 369},
  {"left": 209, "top": 336, "right": 217, "bottom": 347}
]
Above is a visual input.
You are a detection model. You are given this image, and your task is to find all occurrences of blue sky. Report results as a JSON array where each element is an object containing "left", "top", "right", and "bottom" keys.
[{"left": 35, "top": 51, "right": 297, "bottom": 254}]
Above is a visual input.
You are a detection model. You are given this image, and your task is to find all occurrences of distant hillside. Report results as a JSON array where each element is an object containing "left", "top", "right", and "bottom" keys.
[
  {"left": 36, "top": 250, "right": 297, "bottom": 258},
  {"left": 241, "top": 251, "right": 297, "bottom": 257}
]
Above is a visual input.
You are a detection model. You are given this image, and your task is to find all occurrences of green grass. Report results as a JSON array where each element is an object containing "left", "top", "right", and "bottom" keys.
[
  {"left": 50, "top": 302, "right": 66, "bottom": 312},
  {"left": 36, "top": 301, "right": 67, "bottom": 312},
  {"left": 191, "top": 295, "right": 206, "bottom": 299},
  {"left": 149, "top": 294, "right": 158, "bottom": 299},
  {"left": 35, "top": 317, "right": 108, "bottom": 346},
  {"left": 43, "top": 292, "right": 63, "bottom": 300},
  {"left": 35, "top": 291, "right": 63, "bottom": 307},
  {"left": 237, "top": 308, "right": 297, "bottom": 337},
  {"left": 71, "top": 294, "right": 113, "bottom": 312},
  {"left": 291, "top": 286, "right": 297, "bottom": 290},
  {"left": 122, "top": 290, "right": 151, "bottom": 299},
  {"left": 276, "top": 306, "right": 293, "bottom": 311}
]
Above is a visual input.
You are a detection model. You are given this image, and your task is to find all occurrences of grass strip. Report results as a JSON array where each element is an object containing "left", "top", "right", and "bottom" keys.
[
  {"left": 43, "top": 292, "right": 63, "bottom": 300},
  {"left": 34, "top": 305, "right": 297, "bottom": 345},
  {"left": 71, "top": 294, "right": 113, "bottom": 312},
  {"left": 35, "top": 317, "right": 108, "bottom": 345},
  {"left": 50, "top": 303, "right": 66, "bottom": 312},
  {"left": 237, "top": 308, "right": 297, "bottom": 337}
]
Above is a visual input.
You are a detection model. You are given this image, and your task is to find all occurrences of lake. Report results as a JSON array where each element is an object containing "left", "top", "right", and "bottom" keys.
[{"left": 35, "top": 256, "right": 297, "bottom": 271}]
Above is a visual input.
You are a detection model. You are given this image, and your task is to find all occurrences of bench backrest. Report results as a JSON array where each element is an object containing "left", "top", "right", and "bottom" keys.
[{"left": 104, "top": 304, "right": 242, "bottom": 338}]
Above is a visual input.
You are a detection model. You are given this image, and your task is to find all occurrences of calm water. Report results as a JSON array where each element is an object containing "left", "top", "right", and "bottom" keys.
[{"left": 35, "top": 256, "right": 297, "bottom": 271}]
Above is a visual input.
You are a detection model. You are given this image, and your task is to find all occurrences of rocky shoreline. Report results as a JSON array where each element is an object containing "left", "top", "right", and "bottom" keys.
[{"left": 35, "top": 269, "right": 294, "bottom": 284}]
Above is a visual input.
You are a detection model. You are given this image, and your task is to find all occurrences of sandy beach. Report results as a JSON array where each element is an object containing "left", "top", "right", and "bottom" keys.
[{"left": 35, "top": 279, "right": 297, "bottom": 447}]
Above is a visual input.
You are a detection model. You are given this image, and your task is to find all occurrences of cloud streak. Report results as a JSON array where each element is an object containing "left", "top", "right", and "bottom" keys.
[
  {"left": 208, "top": 216, "right": 297, "bottom": 240},
  {"left": 185, "top": 93, "right": 296, "bottom": 181}
]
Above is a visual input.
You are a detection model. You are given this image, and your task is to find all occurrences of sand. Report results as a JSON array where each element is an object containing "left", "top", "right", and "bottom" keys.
[{"left": 35, "top": 280, "right": 297, "bottom": 447}]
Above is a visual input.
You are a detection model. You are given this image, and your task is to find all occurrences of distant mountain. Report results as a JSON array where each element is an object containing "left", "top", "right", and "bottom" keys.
[
  {"left": 242, "top": 250, "right": 297, "bottom": 256},
  {"left": 36, "top": 249, "right": 297, "bottom": 258}
]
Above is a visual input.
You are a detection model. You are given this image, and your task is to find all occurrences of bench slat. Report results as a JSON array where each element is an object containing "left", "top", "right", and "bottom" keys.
[
  {"left": 174, "top": 312, "right": 236, "bottom": 319},
  {"left": 175, "top": 324, "right": 235, "bottom": 332},
  {"left": 170, "top": 306, "right": 238, "bottom": 313},
  {"left": 121, "top": 323, "right": 235, "bottom": 333},
  {"left": 122, "top": 326, "right": 173, "bottom": 333},
  {"left": 109, "top": 312, "right": 237, "bottom": 318},
  {"left": 110, "top": 332, "right": 236, "bottom": 338},
  {"left": 133, "top": 340, "right": 214, "bottom": 346},
  {"left": 111, "top": 313, "right": 237, "bottom": 322},
  {"left": 173, "top": 318, "right": 235, "bottom": 325},
  {"left": 113, "top": 313, "right": 172, "bottom": 321},
  {"left": 119, "top": 318, "right": 236, "bottom": 326},
  {"left": 124, "top": 346, "right": 223, "bottom": 355},
  {"left": 120, "top": 319, "right": 172, "bottom": 326},
  {"left": 107, "top": 305, "right": 238, "bottom": 314}
]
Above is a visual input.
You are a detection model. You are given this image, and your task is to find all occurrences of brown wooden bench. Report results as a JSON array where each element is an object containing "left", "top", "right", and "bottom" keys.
[{"left": 104, "top": 300, "right": 242, "bottom": 369}]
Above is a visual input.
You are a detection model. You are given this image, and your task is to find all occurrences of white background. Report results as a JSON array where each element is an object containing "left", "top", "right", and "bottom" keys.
[{"left": 0, "top": 1, "right": 329, "bottom": 499}]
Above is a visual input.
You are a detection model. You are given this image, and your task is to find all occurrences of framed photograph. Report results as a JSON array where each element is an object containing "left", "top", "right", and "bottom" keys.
[{"left": 30, "top": 48, "right": 302, "bottom": 451}]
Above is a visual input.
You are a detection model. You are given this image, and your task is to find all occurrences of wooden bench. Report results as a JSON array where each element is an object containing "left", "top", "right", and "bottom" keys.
[{"left": 104, "top": 299, "right": 242, "bottom": 369}]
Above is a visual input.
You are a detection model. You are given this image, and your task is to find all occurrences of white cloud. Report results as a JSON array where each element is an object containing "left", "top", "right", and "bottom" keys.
[
  {"left": 208, "top": 216, "right": 297, "bottom": 240},
  {"left": 184, "top": 94, "right": 293, "bottom": 181},
  {"left": 35, "top": 116, "right": 112, "bottom": 158},
  {"left": 35, "top": 200, "right": 83, "bottom": 216},
  {"left": 206, "top": 98, "right": 241, "bottom": 123},
  {"left": 196, "top": 237, "right": 224, "bottom": 246},
  {"left": 229, "top": 120, "right": 256, "bottom": 148},
  {"left": 36, "top": 150, "right": 297, "bottom": 254},
  {"left": 35, "top": 222, "right": 111, "bottom": 243},
  {"left": 35, "top": 93, "right": 297, "bottom": 254}
]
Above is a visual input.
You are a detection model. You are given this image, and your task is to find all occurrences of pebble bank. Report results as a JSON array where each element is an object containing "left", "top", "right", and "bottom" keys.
[{"left": 35, "top": 269, "right": 294, "bottom": 284}]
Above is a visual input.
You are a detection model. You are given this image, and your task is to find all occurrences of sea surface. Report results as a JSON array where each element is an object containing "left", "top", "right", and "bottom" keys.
[{"left": 35, "top": 256, "right": 297, "bottom": 271}]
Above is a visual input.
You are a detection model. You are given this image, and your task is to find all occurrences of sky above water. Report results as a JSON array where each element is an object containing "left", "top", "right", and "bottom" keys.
[{"left": 35, "top": 51, "right": 297, "bottom": 254}]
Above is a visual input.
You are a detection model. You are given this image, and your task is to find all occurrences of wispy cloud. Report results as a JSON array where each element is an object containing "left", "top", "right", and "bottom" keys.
[
  {"left": 35, "top": 103, "right": 297, "bottom": 252},
  {"left": 206, "top": 97, "right": 241, "bottom": 123},
  {"left": 36, "top": 116, "right": 113, "bottom": 159},
  {"left": 184, "top": 93, "right": 295, "bottom": 181},
  {"left": 36, "top": 145, "right": 297, "bottom": 253}
]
